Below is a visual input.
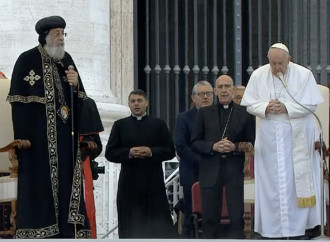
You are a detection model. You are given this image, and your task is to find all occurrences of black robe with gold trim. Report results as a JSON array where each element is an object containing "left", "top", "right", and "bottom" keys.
[{"left": 7, "top": 45, "right": 90, "bottom": 238}]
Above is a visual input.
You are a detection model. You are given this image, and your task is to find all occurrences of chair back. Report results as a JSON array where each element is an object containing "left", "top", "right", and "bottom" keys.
[
  {"left": 191, "top": 181, "right": 229, "bottom": 218},
  {"left": 0, "top": 79, "right": 14, "bottom": 172},
  {"left": 315, "top": 85, "right": 329, "bottom": 148},
  {"left": 191, "top": 182, "right": 202, "bottom": 214},
  {"left": 315, "top": 85, "right": 329, "bottom": 203}
]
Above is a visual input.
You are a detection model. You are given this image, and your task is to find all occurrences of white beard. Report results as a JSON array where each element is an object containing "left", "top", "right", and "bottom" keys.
[{"left": 44, "top": 44, "right": 65, "bottom": 61}]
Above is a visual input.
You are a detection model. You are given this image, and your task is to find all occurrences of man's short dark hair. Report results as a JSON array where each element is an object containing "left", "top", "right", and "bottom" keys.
[{"left": 128, "top": 89, "right": 148, "bottom": 101}]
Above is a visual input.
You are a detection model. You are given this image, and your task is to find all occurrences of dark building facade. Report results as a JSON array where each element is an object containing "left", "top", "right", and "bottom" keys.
[{"left": 134, "top": 0, "right": 330, "bottom": 133}]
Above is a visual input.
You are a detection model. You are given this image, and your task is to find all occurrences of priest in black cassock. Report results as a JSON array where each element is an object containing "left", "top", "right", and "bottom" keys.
[
  {"left": 105, "top": 89, "right": 176, "bottom": 238},
  {"left": 7, "top": 16, "right": 91, "bottom": 238}
]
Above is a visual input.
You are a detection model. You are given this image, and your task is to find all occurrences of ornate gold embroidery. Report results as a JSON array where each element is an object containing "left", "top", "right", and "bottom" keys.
[
  {"left": 24, "top": 70, "right": 41, "bottom": 86},
  {"left": 76, "top": 229, "right": 91, "bottom": 238},
  {"left": 39, "top": 45, "right": 61, "bottom": 225},
  {"left": 78, "top": 91, "right": 88, "bottom": 99},
  {"left": 6, "top": 95, "right": 46, "bottom": 104},
  {"left": 16, "top": 224, "right": 60, "bottom": 238},
  {"left": 297, "top": 195, "right": 316, "bottom": 208},
  {"left": 68, "top": 146, "right": 86, "bottom": 225},
  {"left": 16, "top": 224, "right": 91, "bottom": 239}
]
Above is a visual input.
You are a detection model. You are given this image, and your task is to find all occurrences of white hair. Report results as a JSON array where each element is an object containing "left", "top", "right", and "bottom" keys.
[
  {"left": 44, "top": 34, "right": 65, "bottom": 60},
  {"left": 192, "top": 80, "right": 213, "bottom": 94}
]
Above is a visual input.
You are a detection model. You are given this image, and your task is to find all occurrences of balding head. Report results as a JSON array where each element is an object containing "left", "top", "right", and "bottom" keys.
[
  {"left": 216, "top": 75, "right": 234, "bottom": 86},
  {"left": 214, "top": 75, "right": 235, "bottom": 105}
]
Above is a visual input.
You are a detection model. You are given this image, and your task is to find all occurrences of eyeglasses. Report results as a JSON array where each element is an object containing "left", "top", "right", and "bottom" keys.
[
  {"left": 50, "top": 31, "right": 67, "bottom": 38},
  {"left": 195, "top": 91, "right": 213, "bottom": 97}
]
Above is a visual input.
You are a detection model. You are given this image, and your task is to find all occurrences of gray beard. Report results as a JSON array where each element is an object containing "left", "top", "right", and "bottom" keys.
[{"left": 44, "top": 45, "right": 65, "bottom": 61}]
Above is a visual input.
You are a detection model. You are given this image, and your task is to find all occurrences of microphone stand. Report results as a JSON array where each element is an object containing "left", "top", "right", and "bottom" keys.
[
  {"left": 70, "top": 84, "right": 75, "bottom": 169},
  {"left": 278, "top": 74, "right": 328, "bottom": 239},
  {"left": 68, "top": 66, "right": 76, "bottom": 173},
  {"left": 65, "top": 64, "right": 78, "bottom": 238},
  {"left": 68, "top": 70, "right": 76, "bottom": 239}
]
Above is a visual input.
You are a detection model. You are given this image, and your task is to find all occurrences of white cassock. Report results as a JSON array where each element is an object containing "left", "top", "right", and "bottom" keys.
[{"left": 241, "top": 62, "right": 324, "bottom": 238}]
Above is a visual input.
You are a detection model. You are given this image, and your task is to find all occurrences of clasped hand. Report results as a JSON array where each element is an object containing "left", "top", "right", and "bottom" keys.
[
  {"left": 213, "top": 137, "right": 235, "bottom": 153},
  {"left": 266, "top": 99, "right": 286, "bottom": 114},
  {"left": 65, "top": 69, "right": 78, "bottom": 86},
  {"left": 130, "top": 146, "right": 152, "bottom": 158}
]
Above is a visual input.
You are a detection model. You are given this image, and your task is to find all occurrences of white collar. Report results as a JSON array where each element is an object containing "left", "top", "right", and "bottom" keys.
[{"left": 132, "top": 113, "right": 146, "bottom": 120}]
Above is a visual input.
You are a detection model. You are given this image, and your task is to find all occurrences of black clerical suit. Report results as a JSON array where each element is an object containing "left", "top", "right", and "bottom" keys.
[
  {"left": 105, "top": 115, "right": 175, "bottom": 238},
  {"left": 191, "top": 101, "right": 255, "bottom": 239}
]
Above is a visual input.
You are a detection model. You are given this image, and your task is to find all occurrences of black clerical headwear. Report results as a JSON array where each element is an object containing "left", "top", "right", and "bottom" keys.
[
  {"left": 35, "top": 16, "right": 66, "bottom": 46},
  {"left": 35, "top": 16, "right": 66, "bottom": 34}
]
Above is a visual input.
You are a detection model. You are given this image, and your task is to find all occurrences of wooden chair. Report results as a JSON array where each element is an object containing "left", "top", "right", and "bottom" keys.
[
  {"left": 0, "top": 79, "right": 30, "bottom": 237},
  {"left": 314, "top": 85, "right": 329, "bottom": 236},
  {"left": 314, "top": 85, "right": 329, "bottom": 158}
]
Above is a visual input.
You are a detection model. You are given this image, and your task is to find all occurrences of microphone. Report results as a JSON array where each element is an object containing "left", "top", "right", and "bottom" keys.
[
  {"left": 277, "top": 72, "right": 287, "bottom": 87},
  {"left": 68, "top": 65, "right": 74, "bottom": 86}
]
